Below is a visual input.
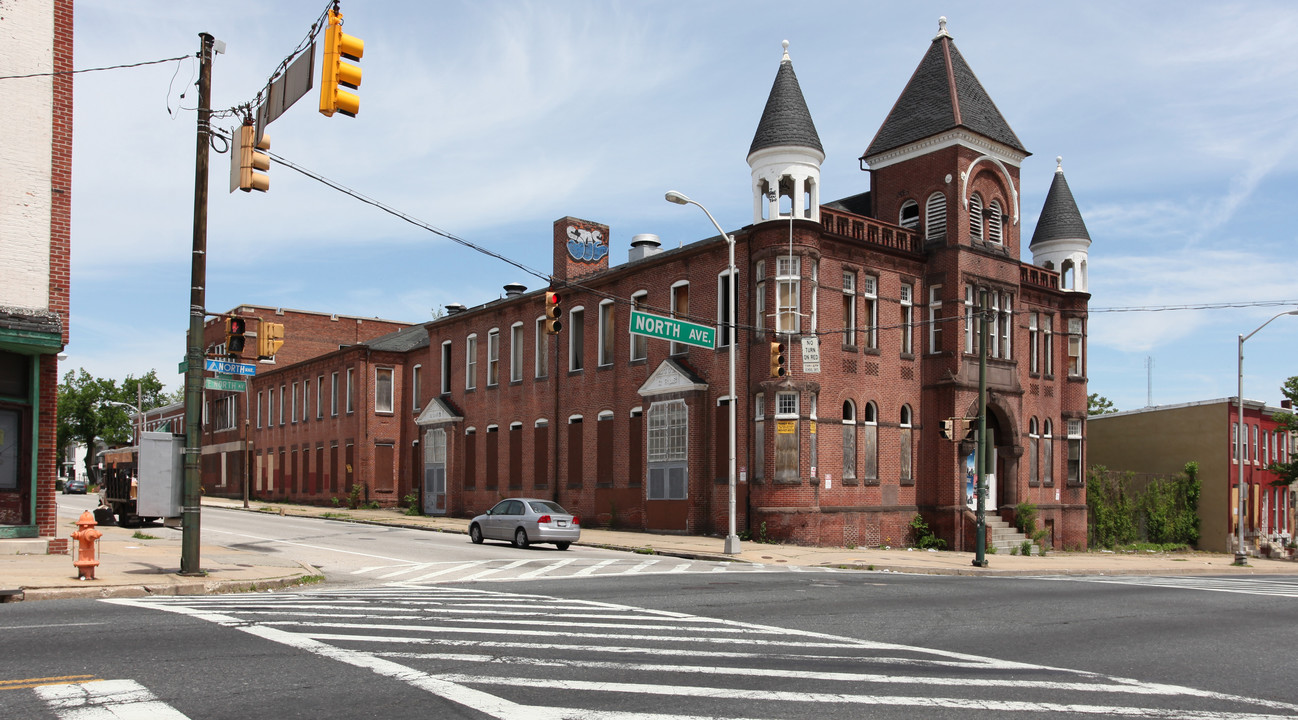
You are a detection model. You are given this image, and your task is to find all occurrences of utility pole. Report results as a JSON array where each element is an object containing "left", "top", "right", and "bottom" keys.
[
  {"left": 972, "top": 289, "right": 989, "bottom": 568},
  {"left": 181, "top": 33, "right": 213, "bottom": 575}
]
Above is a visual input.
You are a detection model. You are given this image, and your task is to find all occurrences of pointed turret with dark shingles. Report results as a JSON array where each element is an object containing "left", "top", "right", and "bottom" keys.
[
  {"left": 863, "top": 18, "right": 1026, "bottom": 160},
  {"left": 1031, "top": 159, "right": 1091, "bottom": 247},
  {"left": 749, "top": 42, "right": 823, "bottom": 157}
]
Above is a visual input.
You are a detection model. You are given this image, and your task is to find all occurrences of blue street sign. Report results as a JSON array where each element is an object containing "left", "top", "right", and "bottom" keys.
[{"left": 204, "top": 358, "right": 257, "bottom": 376}]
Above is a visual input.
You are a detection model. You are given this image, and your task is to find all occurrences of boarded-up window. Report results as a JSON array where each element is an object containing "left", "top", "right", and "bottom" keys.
[
  {"left": 597, "top": 414, "right": 614, "bottom": 487},
  {"left": 375, "top": 443, "right": 394, "bottom": 492},
  {"left": 509, "top": 424, "right": 522, "bottom": 489},
  {"left": 863, "top": 403, "right": 878, "bottom": 484},
  {"left": 628, "top": 411, "right": 643, "bottom": 487},
  {"left": 567, "top": 418, "right": 583, "bottom": 488},
  {"left": 533, "top": 422, "right": 549, "bottom": 489},
  {"left": 899, "top": 406, "right": 913, "bottom": 485},
  {"left": 485, "top": 427, "right": 498, "bottom": 490},
  {"left": 464, "top": 430, "right": 476, "bottom": 489}
]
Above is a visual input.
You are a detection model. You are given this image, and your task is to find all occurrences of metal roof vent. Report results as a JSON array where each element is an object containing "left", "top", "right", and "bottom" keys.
[
  {"left": 503, "top": 282, "right": 527, "bottom": 298},
  {"left": 628, "top": 233, "right": 662, "bottom": 262},
  {"left": 444, "top": 303, "right": 467, "bottom": 315}
]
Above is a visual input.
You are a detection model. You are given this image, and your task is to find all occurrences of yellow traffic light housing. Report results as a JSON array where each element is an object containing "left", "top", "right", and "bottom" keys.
[
  {"left": 544, "top": 291, "right": 563, "bottom": 334},
  {"left": 236, "top": 125, "right": 270, "bottom": 192},
  {"left": 319, "top": 9, "right": 363, "bottom": 117},
  {"left": 258, "top": 322, "right": 285, "bottom": 360},
  {"left": 769, "top": 341, "right": 786, "bottom": 378}
]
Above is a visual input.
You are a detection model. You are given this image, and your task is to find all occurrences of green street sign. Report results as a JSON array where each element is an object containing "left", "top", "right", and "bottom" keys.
[
  {"left": 178, "top": 359, "right": 187, "bottom": 374},
  {"left": 204, "top": 377, "right": 247, "bottom": 392},
  {"left": 629, "top": 309, "right": 715, "bottom": 350}
]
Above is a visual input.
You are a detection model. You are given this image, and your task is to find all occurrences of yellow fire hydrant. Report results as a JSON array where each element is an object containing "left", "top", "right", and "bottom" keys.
[{"left": 71, "top": 510, "right": 102, "bottom": 580}]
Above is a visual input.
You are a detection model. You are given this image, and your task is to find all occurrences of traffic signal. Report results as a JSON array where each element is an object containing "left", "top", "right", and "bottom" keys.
[
  {"left": 544, "top": 291, "right": 563, "bottom": 334},
  {"left": 258, "top": 322, "right": 285, "bottom": 360},
  {"left": 319, "top": 9, "right": 363, "bottom": 117},
  {"left": 235, "top": 125, "right": 270, "bottom": 192},
  {"left": 225, "top": 317, "right": 247, "bottom": 354},
  {"left": 769, "top": 341, "right": 786, "bottom": 378}
]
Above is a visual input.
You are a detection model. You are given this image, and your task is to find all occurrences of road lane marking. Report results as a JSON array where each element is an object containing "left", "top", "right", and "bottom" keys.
[
  {"left": 0, "top": 675, "right": 96, "bottom": 691},
  {"left": 35, "top": 679, "right": 191, "bottom": 719},
  {"left": 516, "top": 558, "right": 577, "bottom": 578}
]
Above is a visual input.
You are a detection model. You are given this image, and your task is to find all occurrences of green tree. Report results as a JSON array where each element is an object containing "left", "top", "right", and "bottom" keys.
[
  {"left": 56, "top": 369, "right": 174, "bottom": 480},
  {"left": 1088, "top": 393, "right": 1117, "bottom": 416},
  {"left": 1268, "top": 376, "right": 1298, "bottom": 487}
]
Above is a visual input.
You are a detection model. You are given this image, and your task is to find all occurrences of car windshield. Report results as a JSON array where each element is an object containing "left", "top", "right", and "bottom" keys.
[{"left": 528, "top": 501, "right": 568, "bottom": 514}]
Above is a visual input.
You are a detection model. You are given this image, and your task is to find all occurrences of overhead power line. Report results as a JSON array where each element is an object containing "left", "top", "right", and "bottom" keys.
[{"left": 0, "top": 55, "right": 191, "bottom": 80}]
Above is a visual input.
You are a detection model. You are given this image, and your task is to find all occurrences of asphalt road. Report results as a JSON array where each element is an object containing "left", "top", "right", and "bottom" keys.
[{"left": 14, "top": 496, "right": 1296, "bottom": 718}]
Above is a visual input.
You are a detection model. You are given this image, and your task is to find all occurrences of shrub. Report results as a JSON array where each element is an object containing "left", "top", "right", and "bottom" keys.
[{"left": 909, "top": 513, "right": 947, "bottom": 550}]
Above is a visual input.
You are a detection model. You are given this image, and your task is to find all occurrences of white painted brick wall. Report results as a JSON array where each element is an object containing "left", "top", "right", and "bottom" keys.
[{"left": 0, "top": 0, "right": 56, "bottom": 310}]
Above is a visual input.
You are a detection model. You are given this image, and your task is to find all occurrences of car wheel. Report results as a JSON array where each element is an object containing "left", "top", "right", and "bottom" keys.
[
  {"left": 469, "top": 524, "right": 483, "bottom": 544},
  {"left": 513, "top": 527, "right": 529, "bottom": 549},
  {"left": 555, "top": 542, "right": 570, "bottom": 551}
]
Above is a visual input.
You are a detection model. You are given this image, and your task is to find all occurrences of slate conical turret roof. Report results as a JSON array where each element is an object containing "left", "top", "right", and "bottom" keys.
[
  {"left": 863, "top": 18, "right": 1026, "bottom": 160},
  {"left": 748, "top": 41, "right": 823, "bottom": 158},
  {"left": 1030, "top": 157, "right": 1091, "bottom": 247}
]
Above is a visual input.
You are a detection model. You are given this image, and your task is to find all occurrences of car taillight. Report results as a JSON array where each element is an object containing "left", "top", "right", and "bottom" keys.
[
  {"left": 572, "top": 516, "right": 580, "bottom": 526},
  {"left": 537, "top": 515, "right": 551, "bottom": 524}
]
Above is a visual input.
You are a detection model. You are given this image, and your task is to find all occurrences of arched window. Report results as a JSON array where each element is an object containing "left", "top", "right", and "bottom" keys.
[
  {"left": 1042, "top": 419, "right": 1054, "bottom": 486},
  {"left": 969, "top": 193, "right": 984, "bottom": 239},
  {"left": 899, "top": 200, "right": 919, "bottom": 230},
  {"left": 862, "top": 402, "right": 878, "bottom": 483},
  {"left": 987, "top": 200, "right": 1003, "bottom": 244},
  {"left": 842, "top": 400, "right": 857, "bottom": 481},
  {"left": 899, "top": 405, "right": 913, "bottom": 484},
  {"left": 1028, "top": 418, "right": 1039, "bottom": 486},
  {"left": 925, "top": 192, "right": 946, "bottom": 240}
]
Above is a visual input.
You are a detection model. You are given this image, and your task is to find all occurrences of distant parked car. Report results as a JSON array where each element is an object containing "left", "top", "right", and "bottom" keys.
[
  {"left": 63, "top": 477, "right": 87, "bottom": 494},
  {"left": 469, "top": 498, "right": 580, "bottom": 550}
]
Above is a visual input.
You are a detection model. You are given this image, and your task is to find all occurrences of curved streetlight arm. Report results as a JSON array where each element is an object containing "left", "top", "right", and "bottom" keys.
[{"left": 666, "top": 190, "right": 740, "bottom": 555}]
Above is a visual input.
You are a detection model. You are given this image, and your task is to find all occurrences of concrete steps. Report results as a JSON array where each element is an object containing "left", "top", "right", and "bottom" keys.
[
  {"left": 985, "top": 516, "right": 1040, "bottom": 556},
  {"left": 0, "top": 538, "right": 50, "bottom": 555}
]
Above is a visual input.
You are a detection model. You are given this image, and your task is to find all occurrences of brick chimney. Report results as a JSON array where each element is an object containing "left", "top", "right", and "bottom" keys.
[{"left": 553, "top": 217, "right": 610, "bottom": 283}]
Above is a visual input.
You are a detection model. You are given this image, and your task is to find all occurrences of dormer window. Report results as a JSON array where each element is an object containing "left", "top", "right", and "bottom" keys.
[{"left": 899, "top": 200, "right": 919, "bottom": 230}]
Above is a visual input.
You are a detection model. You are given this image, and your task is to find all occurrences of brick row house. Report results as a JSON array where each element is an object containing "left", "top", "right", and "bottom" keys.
[
  {"left": 208, "top": 20, "right": 1092, "bottom": 550},
  {"left": 1089, "top": 399, "right": 1295, "bottom": 554},
  {"left": 0, "top": 0, "right": 73, "bottom": 553}
]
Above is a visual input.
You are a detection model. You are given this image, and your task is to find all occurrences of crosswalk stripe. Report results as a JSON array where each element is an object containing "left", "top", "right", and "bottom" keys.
[
  {"left": 34, "top": 679, "right": 191, "bottom": 719},
  {"left": 573, "top": 559, "right": 619, "bottom": 576}
]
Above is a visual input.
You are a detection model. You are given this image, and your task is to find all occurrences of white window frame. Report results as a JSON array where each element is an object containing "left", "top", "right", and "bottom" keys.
[
  {"left": 535, "top": 317, "right": 548, "bottom": 379},
  {"left": 755, "top": 261, "right": 766, "bottom": 333},
  {"left": 776, "top": 257, "right": 800, "bottom": 335},
  {"left": 598, "top": 299, "right": 615, "bottom": 366},
  {"left": 1067, "top": 317, "right": 1084, "bottom": 377},
  {"left": 346, "top": 368, "right": 354, "bottom": 413},
  {"left": 375, "top": 367, "right": 394, "bottom": 414},
  {"left": 670, "top": 281, "right": 690, "bottom": 355},
  {"left": 842, "top": 270, "right": 857, "bottom": 347},
  {"left": 510, "top": 322, "right": 524, "bottom": 383},
  {"left": 569, "top": 306, "right": 585, "bottom": 371},
  {"left": 256, "top": 391, "right": 262, "bottom": 429},
  {"left": 331, "top": 372, "right": 339, "bottom": 417},
  {"left": 411, "top": 365, "right": 422, "bottom": 412},
  {"left": 441, "top": 340, "right": 452, "bottom": 394},
  {"left": 900, "top": 283, "right": 913, "bottom": 355},
  {"left": 863, "top": 275, "right": 878, "bottom": 350},
  {"left": 1029, "top": 313, "right": 1039, "bottom": 373},
  {"left": 717, "top": 269, "right": 735, "bottom": 348},
  {"left": 631, "top": 291, "right": 649, "bottom": 361},
  {"left": 1000, "top": 292, "right": 1012, "bottom": 359},
  {"left": 316, "top": 375, "right": 324, "bottom": 419},
  {"left": 928, "top": 284, "right": 942, "bottom": 354},
  {"left": 291, "top": 382, "right": 298, "bottom": 423},
  {"left": 1067, "top": 418, "right": 1084, "bottom": 484},
  {"left": 465, "top": 333, "right": 478, "bottom": 390},
  {"left": 964, "top": 284, "right": 975, "bottom": 354},
  {"left": 486, "top": 329, "right": 500, "bottom": 387}
]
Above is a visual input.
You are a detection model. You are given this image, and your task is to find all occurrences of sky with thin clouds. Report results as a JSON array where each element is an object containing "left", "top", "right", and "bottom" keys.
[{"left": 65, "top": 1, "right": 1298, "bottom": 414}]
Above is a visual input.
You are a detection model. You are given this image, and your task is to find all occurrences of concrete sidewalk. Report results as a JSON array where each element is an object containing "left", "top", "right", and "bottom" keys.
[{"left": 3, "top": 496, "right": 1296, "bottom": 602}]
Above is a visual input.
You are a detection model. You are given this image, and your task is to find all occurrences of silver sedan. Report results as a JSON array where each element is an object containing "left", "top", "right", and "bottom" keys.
[{"left": 469, "top": 498, "right": 580, "bottom": 550}]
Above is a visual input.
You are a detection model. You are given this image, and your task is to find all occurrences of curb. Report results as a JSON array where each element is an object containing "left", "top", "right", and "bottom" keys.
[{"left": 10, "top": 561, "right": 323, "bottom": 603}]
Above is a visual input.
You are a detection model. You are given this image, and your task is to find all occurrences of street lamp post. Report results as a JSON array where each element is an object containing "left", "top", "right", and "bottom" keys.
[
  {"left": 665, "top": 190, "right": 741, "bottom": 555},
  {"left": 1235, "top": 309, "right": 1298, "bottom": 565}
]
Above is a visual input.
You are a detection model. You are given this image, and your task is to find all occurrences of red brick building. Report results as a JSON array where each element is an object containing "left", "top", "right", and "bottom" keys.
[
  {"left": 0, "top": 0, "right": 73, "bottom": 553},
  {"left": 196, "top": 306, "right": 415, "bottom": 497},
  {"left": 231, "top": 21, "right": 1092, "bottom": 551}
]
